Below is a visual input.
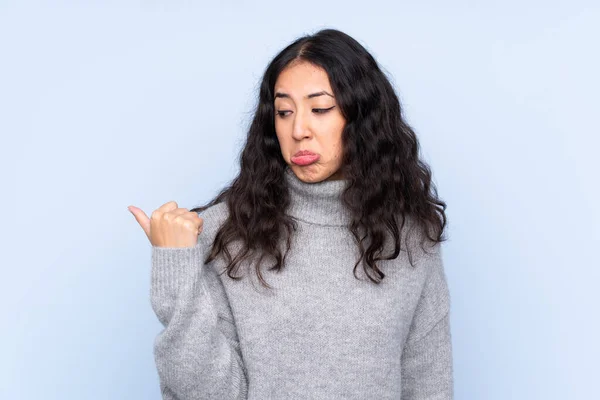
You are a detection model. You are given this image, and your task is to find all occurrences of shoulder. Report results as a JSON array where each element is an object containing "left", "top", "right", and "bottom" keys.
[
  {"left": 197, "top": 201, "right": 229, "bottom": 223},
  {"left": 196, "top": 201, "right": 230, "bottom": 247},
  {"left": 400, "top": 213, "right": 444, "bottom": 270}
]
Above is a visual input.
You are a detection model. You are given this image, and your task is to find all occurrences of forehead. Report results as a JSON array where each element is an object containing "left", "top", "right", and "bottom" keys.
[{"left": 274, "top": 61, "right": 332, "bottom": 95}]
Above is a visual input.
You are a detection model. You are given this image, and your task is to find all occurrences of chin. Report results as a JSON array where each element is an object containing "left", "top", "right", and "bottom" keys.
[{"left": 290, "top": 165, "right": 337, "bottom": 183}]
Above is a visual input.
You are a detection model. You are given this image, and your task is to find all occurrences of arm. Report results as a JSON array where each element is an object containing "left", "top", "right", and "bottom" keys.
[
  {"left": 401, "top": 242, "right": 454, "bottom": 400},
  {"left": 150, "top": 241, "right": 248, "bottom": 400}
]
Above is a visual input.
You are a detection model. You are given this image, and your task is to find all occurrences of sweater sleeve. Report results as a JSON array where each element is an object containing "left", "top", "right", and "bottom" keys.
[
  {"left": 150, "top": 241, "right": 248, "bottom": 400},
  {"left": 401, "top": 242, "right": 454, "bottom": 400}
]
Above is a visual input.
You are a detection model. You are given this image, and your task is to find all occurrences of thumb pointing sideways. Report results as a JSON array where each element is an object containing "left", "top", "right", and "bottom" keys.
[{"left": 128, "top": 205, "right": 151, "bottom": 241}]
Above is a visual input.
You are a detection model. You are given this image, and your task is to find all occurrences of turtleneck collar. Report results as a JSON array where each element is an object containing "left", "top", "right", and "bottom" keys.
[{"left": 283, "top": 166, "right": 352, "bottom": 227}]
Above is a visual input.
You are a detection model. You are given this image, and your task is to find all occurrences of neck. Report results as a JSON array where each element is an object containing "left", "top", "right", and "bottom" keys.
[{"left": 283, "top": 166, "right": 352, "bottom": 227}]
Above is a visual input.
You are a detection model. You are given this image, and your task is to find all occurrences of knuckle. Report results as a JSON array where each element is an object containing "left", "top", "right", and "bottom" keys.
[
  {"left": 182, "top": 220, "right": 197, "bottom": 231},
  {"left": 163, "top": 212, "right": 174, "bottom": 222}
]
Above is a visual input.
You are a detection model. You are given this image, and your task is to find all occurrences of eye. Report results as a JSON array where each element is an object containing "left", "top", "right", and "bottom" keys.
[
  {"left": 313, "top": 106, "right": 336, "bottom": 114},
  {"left": 276, "top": 110, "right": 291, "bottom": 118}
]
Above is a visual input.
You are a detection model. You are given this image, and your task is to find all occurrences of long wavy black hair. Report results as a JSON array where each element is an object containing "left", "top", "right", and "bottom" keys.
[{"left": 190, "top": 28, "right": 448, "bottom": 289}]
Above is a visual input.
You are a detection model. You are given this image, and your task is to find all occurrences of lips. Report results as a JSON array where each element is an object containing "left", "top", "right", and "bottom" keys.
[
  {"left": 293, "top": 150, "right": 317, "bottom": 157},
  {"left": 291, "top": 150, "right": 320, "bottom": 166}
]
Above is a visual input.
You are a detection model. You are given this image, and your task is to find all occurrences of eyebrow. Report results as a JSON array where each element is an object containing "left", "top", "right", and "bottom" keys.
[{"left": 274, "top": 90, "right": 334, "bottom": 100}]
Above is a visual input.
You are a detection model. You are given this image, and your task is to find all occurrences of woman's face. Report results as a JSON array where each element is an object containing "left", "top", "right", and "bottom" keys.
[{"left": 274, "top": 60, "right": 346, "bottom": 183}]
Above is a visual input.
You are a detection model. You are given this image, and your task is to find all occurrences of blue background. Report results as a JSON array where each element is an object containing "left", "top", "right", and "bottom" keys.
[{"left": 1, "top": 1, "right": 598, "bottom": 398}]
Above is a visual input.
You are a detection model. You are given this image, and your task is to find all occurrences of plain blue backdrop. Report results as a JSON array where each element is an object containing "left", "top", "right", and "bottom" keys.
[{"left": 1, "top": 1, "right": 598, "bottom": 399}]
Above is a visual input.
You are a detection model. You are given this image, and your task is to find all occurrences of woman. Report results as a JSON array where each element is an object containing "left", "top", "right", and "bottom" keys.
[{"left": 129, "top": 28, "right": 453, "bottom": 399}]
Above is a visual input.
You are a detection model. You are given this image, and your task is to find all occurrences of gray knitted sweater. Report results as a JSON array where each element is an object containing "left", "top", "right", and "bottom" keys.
[{"left": 150, "top": 167, "right": 454, "bottom": 399}]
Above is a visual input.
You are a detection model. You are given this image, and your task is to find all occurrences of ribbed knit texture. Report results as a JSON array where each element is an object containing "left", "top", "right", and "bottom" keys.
[{"left": 150, "top": 166, "right": 454, "bottom": 399}]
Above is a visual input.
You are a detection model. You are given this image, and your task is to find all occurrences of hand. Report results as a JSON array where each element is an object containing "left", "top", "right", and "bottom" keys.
[{"left": 128, "top": 201, "right": 204, "bottom": 248}]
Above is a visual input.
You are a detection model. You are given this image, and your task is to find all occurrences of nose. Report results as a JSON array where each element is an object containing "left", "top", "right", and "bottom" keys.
[{"left": 291, "top": 108, "right": 312, "bottom": 140}]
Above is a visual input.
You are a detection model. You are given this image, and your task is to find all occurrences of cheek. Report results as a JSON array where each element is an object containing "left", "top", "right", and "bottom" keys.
[
  {"left": 330, "top": 120, "right": 345, "bottom": 148},
  {"left": 274, "top": 131, "right": 291, "bottom": 153},
  {"left": 332, "top": 143, "right": 343, "bottom": 161},
  {"left": 274, "top": 121, "right": 288, "bottom": 139},
  {"left": 331, "top": 126, "right": 345, "bottom": 161}
]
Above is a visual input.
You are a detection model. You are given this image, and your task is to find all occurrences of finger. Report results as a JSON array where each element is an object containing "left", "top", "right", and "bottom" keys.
[
  {"left": 171, "top": 211, "right": 204, "bottom": 235},
  {"left": 177, "top": 214, "right": 204, "bottom": 235},
  {"left": 162, "top": 208, "right": 190, "bottom": 222},
  {"left": 158, "top": 201, "right": 178, "bottom": 212},
  {"left": 128, "top": 205, "right": 151, "bottom": 239},
  {"left": 168, "top": 208, "right": 190, "bottom": 216},
  {"left": 178, "top": 211, "right": 204, "bottom": 226}
]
